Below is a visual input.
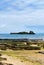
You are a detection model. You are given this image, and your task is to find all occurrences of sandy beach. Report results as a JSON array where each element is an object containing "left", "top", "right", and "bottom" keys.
[{"left": 0, "top": 49, "right": 44, "bottom": 65}]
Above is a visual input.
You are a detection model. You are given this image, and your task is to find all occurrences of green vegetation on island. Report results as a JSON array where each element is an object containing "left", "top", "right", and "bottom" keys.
[{"left": 10, "top": 31, "right": 35, "bottom": 34}]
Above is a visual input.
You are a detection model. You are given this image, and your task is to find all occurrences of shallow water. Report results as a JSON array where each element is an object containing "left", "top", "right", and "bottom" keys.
[{"left": 0, "top": 33, "right": 44, "bottom": 39}]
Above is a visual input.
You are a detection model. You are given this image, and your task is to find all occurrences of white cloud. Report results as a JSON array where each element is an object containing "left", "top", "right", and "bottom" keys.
[
  {"left": 0, "top": 0, "right": 44, "bottom": 33},
  {"left": 0, "top": 24, "right": 6, "bottom": 28}
]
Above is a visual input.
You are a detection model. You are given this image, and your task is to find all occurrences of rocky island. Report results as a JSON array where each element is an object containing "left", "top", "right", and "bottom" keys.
[{"left": 10, "top": 31, "right": 35, "bottom": 34}]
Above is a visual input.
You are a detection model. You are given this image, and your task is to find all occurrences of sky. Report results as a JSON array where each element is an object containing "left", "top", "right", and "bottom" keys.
[{"left": 0, "top": 0, "right": 44, "bottom": 33}]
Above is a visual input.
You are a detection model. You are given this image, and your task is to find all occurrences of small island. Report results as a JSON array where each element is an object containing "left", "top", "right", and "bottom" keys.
[{"left": 10, "top": 31, "right": 35, "bottom": 34}]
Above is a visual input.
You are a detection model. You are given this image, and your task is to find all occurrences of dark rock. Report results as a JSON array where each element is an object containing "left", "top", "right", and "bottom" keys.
[
  {"left": 0, "top": 54, "right": 2, "bottom": 56},
  {"left": 38, "top": 51, "right": 44, "bottom": 54},
  {"left": 29, "top": 31, "right": 35, "bottom": 34},
  {"left": 0, "top": 62, "right": 3, "bottom": 65}
]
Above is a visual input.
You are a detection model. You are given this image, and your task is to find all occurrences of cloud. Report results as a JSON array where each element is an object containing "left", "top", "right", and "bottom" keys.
[
  {"left": 0, "top": 0, "right": 44, "bottom": 17},
  {"left": 0, "top": 24, "right": 6, "bottom": 28},
  {"left": 0, "top": 0, "right": 44, "bottom": 33},
  {"left": 0, "top": 0, "right": 44, "bottom": 12}
]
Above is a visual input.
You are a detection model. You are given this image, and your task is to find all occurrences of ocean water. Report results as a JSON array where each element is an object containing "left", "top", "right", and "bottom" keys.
[{"left": 0, "top": 33, "right": 44, "bottom": 39}]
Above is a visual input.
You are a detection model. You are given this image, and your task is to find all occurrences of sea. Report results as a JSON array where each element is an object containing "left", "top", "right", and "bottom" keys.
[{"left": 0, "top": 33, "right": 44, "bottom": 40}]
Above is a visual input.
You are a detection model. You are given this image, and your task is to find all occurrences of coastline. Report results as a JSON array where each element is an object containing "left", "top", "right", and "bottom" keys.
[
  {"left": 0, "top": 38, "right": 43, "bottom": 42},
  {"left": 0, "top": 38, "right": 44, "bottom": 65}
]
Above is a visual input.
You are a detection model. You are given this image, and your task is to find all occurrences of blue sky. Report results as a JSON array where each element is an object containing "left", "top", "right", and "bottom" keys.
[{"left": 0, "top": 0, "right": 44, "bottom": 33}]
